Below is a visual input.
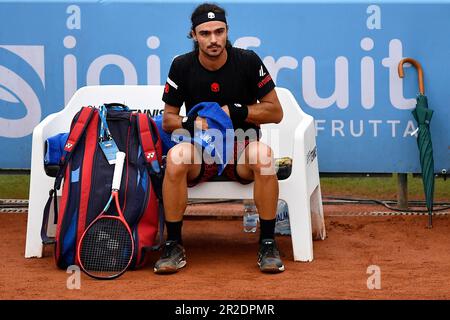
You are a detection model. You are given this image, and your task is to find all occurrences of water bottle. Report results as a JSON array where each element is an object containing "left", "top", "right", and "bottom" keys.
[
  {"left": 243, "top": 200, "right": 259, "bottom": 233},
  {"left": 275, "top": 199, "right": 291, "bottom": 235}
]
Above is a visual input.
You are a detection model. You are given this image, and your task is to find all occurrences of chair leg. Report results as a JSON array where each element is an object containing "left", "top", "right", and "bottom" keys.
[
  {"left": 310, "top": 185, "right": 326, "bottom": 241},
  {"left": 25, "top": 198, "right": 45, "bottom": 258},
  {"left": 25, "top": 172, "right": 55, "bottom": 258},
  {"left": 282, "top": 191, "right": 314, "bottom": 262}
]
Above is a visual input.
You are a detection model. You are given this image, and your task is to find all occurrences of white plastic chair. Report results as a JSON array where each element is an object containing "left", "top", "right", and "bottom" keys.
[{"left": 25, "top": 85, "right": 325, "bottom": 262}]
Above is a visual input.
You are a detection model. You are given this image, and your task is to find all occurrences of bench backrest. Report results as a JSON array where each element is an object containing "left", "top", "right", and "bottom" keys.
[{"left": 44, "top": 85, "right": 308, "bottom": 158}]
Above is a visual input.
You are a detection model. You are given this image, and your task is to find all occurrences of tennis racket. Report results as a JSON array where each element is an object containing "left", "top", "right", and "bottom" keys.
[{"left": 77, "top": 151, "right": 134, "bottom": 280}]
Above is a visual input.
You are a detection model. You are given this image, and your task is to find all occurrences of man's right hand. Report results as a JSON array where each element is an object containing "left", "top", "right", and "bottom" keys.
[
  {"left": 195, "top": 116, "right": 208, "bottom": 130},
  {"left": 181, "top": 114, "right": 208, "bottom": 135}
]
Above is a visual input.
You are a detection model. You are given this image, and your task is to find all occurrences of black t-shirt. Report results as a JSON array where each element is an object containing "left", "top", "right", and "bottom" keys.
[{"left": 162, "top": 46, "right": 275, "bottom": 133}]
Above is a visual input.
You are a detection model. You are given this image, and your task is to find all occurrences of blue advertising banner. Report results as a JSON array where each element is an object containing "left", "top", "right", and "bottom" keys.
[{"left": 0, "top": 0, "right": 449, "bottom": 172}]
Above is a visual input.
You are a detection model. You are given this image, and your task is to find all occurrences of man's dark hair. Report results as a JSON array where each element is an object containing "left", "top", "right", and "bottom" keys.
[{"left": 188, "top": 2, "right": 232, "bottom": 50}]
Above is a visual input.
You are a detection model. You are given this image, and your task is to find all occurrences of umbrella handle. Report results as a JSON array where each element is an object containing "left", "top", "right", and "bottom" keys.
[{"left": 398, "top": 58, "right": 425, "bottom": 95}]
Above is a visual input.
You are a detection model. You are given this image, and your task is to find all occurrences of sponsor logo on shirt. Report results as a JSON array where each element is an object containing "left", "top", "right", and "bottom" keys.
[
  {"left": 259, "top": 65, "right": 266, "bottom": 77},
  {"left": 166, "top": 77, "right": 178, "bottom": 90},
  {"left": 211, "top": 82, "right": 220, "bottom": 92},
  {"left": 258, "top": 74, "right": 272, "bottom": 88}
]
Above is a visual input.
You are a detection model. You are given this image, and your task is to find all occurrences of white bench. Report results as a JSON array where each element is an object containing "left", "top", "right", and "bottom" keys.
[{"left": 25, "top": 85, "right": 326, "bottom": 262}]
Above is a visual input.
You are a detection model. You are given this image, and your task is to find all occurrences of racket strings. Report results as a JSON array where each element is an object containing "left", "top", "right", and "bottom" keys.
[{"left": 79, "top": 218, "right": 133, "bottom": 278}]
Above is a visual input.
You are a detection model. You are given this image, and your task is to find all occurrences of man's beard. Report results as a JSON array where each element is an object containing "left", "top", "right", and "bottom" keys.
[{"left": 201, "top": 44, "right": 225, "bottom": 58}]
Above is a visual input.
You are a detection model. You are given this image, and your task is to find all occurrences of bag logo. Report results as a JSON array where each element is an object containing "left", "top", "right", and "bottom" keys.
[{"left": 65, "top": 142, "right": 73, "bottom": 150}]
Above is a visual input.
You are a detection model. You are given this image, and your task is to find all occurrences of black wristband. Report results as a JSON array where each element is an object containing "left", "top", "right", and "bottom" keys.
[
  {"left": 227, "top": 103, "right": 248, "bottom": 128},
  {"left": 181, "top": 113, "right": 197, "bottom": 137}
]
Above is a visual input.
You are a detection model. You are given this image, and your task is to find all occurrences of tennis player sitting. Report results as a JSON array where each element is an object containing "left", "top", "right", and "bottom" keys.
[{"left": 155, "top": 2, "right": 284, "bottom": 274}]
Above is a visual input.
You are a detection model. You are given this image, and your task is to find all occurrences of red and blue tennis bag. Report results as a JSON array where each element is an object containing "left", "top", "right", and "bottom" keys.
[{"left": 41, "top": 103, "right": 164, "bottom": 270}]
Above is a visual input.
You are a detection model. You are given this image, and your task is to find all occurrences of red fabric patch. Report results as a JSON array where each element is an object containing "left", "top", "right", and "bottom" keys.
[{"left": 211, "top": 82, "right": 220, "bottom": 92}]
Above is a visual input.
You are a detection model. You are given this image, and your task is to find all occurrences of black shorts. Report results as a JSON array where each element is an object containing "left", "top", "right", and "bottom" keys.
[{"left": 188, "top": 139, "right": 253, "bottom": 187}]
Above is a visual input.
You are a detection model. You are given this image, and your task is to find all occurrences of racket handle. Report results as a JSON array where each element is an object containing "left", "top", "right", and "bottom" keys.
[{"left": 112, "top": 151, "right": 126, "bottom": 191}]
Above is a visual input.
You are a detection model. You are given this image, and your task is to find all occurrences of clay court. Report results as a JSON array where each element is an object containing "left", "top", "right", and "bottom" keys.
[{"left": 2, "top": 202, "right": 450, "bottom": 300}]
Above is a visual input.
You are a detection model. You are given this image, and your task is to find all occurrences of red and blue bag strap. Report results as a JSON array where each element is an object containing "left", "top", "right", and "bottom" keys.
[
  {"left": 136, "top": 112, "right": 165, "bottom": 249},
  {"left": 60, "top": 106, "right": 96, "bottom": 163},
  {"left": 136, "top": 113, "right": 161, "bottom": 175},
  {"left": 42, "top": 106, "right": 96, "bottom": 244},
  {"left": 54, "top": 106, "right": 96, "bottom": 188}
]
